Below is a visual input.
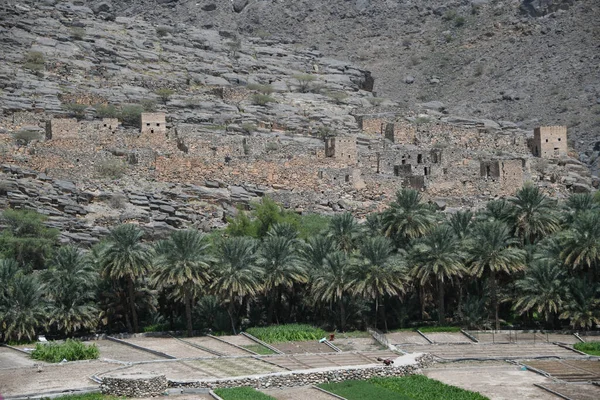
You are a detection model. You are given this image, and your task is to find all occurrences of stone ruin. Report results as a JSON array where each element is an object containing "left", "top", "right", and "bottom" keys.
[
  {"left": 140, "top": 112, "right": 166, "bottom": 134},
  {"left": 532, "top": 126, "right": 568, "bottom": 158}
]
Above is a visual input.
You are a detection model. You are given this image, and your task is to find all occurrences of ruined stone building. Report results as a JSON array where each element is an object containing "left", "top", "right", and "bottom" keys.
[
  {"left": 325, "top": 136, "right": 358, "bottom": 164},
  {"left": 532, "top": 126, "right": 567, "bottom": 158},
  {"left": 140, "top": 113, "right": 166, "bottom": 134}
]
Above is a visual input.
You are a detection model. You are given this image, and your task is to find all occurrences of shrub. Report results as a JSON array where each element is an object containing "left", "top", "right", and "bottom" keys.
[
  {"left": 95, "top": 104, "right": 119, "bottom": 119},
  {"left": 265, "top": 142, "right": 279, "bottom": 152},
  {"left": 140, "top": 99, "right": 157, "bottom": 112},
  {"left": 62, "top": 103, "right": 88, "bottom": 119},
  {"left": 454, "top": 16, "right": 466, "bottom": 27},
  {"left": 155, "top": 88, "right": 174, "bottom": 104},
  {"left": 31, "top": 339, "right": 99, "bottom": 363},
  {"left": 293, "top": 74, "right": 316, "bottom": 93},
  {"left": 96, "top": 159, "right": 126, "bottom": 179},
  {"left": 246, "top": 324, "right": 326, "bottom": 343},
  {"left": 108, "top": 194, "right": 127, "bottom": 209},
  {"left": 23, "top": 51, "right": 45, "bottom": 72},
  {"left": 326, "top": 91, "right": 348, "bottom": 104},
  {"left": 156, "top": 26, "right": 169, "bottom": 37},
  {"left": 214, "top": 387, "right": 275, "bottom": 400},
  {"left": 12, "top": 129, "right": 42, "bottom": 145},
  {"left": 252, "top": 94, "right": 276, "bottom": 106},
  {"left": 119, "top": 104, "right": 144, "bottom": 126},
  {"left": 317, "top": 126, "right": 336, "bottom": 138},
  {"left": 414, "top": 116, "right": 431, "bottom": 125},
  {"left": 574, "top": 342, "right": 600, "bottom": 356},
  {"left": 241, "top": 123, "right": 257, "bottom": 133},
  {"left": 247, "top": 83, "right": 274, "bottom": 95},
  {"left": 443, "top": 10, "right": 458, "bottom": 21},
  {"left": 227, "top": 38, "right": 242, "bottom": 58},
  {"left": 71, "top": 27, "right": 85, "bottom": 40}
]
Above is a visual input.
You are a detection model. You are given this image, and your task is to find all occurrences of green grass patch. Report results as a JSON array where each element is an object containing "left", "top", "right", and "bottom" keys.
[
  {"left": 214, "top": 387, "right": 275, "bottom": 399},
  {"left": 242, "top": 344, "right": 276, "bottom": 355},
  {"left": 574, "top": 342, "right": 600, "bottom": 356},
  {"left": 319, "top": 380, "right": 412, "bottom": 400},
  {"left": 371, "top": 375, "right": 489, "bottom": 400},
  {"left": 246, "top": 324, "right": 326, "bottom": 343},
  {"left": 31, "top": 339, "right": 99, "bottom": 363}
]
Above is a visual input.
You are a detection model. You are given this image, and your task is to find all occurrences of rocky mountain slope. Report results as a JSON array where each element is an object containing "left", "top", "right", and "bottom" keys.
[
  {"left": 87, "top": 0, "right": 600, "bottom": 173},
  {"left": 0, "top": 0, "right": 597, "bottom": 244}
]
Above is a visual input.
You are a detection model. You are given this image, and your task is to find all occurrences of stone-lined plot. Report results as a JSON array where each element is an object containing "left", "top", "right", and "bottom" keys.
[
  {"left": 399, "top": 343, "right": 582, "bottom": 360},
  {"left": 120, "top": 337, "right": 215, "bottom": 359},
  {"left": 218, "top": 335, "right": 256, "bottom": 347},
  {"left": 267, "top": 350, "right": 398, "bottom": 370},
  {"left": 271, "top": 341, "right": 334, "bottom": 354},
  {"left": 0, "top": 347, "right": 37, "bottom": 369},
  {"left": 387, "top": 331, "right": 430, "bottom": 345},
  {"left": 538, "top": 383, "right": 600, "bottom": 400},
  {"left": 187, "top": 357, "right": 284, "bottom": 378},
  {"left": 525, "top": 360, "right": 600, "bottom": 382},
  {"left": 84, "top": 340, "right": 166, "bottom": 362},
  {"left": 332, "top": 337, "right": 386, "bottom": 352},
  {"left": 182, "top": 336, "right": 251, "bottom": 356},
  {"left": 421, "top": 332, "right": 472, "bottom": 344}
]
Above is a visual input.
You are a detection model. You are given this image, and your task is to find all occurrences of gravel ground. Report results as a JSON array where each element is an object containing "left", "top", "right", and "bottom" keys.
[
  {"left": 262, "top": 386, "right": 339, "bottom": 400},
  {"left": 0, "top": 347, "right": 38, "bottom": 369},
  {"left": 0, "top": 360, "right": 116, "bottom": 396}
]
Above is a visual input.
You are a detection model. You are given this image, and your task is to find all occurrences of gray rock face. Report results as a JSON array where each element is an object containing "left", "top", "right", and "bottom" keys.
[
  {"left": 233, "top": 0, "right": 250, "bottom": 13},
  {"left": 520, "top": 0, "right": 575, "bottom": 17}
]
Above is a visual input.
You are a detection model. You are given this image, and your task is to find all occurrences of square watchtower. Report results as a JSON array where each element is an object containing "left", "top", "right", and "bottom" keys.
[
  {"left": 140, "top": 113, "right": 166, "bottom": 134},
  {"left": 532, "top": 126, "right": 567, "bottom": 158}
]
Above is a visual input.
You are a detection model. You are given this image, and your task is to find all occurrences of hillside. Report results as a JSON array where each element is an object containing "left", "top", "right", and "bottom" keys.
[{"left": 0, "top": 0, "right": 597, "bottom": 244}]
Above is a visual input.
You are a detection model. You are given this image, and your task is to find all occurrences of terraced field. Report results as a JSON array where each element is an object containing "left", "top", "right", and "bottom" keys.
[
  {"left": 398, "top": 343, "right": 581, "bottom": 360},
  {"left": 525, "top": 360, "right": 600, "bottom": 382},
  {"left": 119, "top": 336, "right": 215, "bottom": 358},
  {"left": 181, "top": 336, "right": 252, "bottom": 356},
  {"left": 84, "top": 339, "right": 166, "bottom": 362}
]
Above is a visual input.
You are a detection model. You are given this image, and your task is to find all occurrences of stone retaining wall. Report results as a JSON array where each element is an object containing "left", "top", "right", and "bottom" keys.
[
  {"left": 170, "top": 355, "right": 433, "bottom": 390},
  {"left": 101, "top": 374, "right": 167, "bottom": 397}
]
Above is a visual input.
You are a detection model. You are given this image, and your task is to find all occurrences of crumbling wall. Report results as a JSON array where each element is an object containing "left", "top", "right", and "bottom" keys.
[
  {"left": 45, "top": 118, "right": 80, "bottom": 140},
  {"left": 357, "top": 115, "right": 388, "bottom": 136},
  {"left": 325, "top": 136, "right": 357, "bottom": 164}
]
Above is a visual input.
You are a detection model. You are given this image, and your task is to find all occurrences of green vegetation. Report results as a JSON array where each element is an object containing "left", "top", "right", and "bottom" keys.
[
  {"left": 242, "top": 344, "right": 276, "bottom": 355},
  {"left": 155, "top": 88, "right": 175, "bottom": 104},
  {"left": 247, "top": 324, "right": 326, "bottom": 343},
  {"left": 320, "top": 380, "right": 412, "bottom": 400},
  {"left": 23, "top": 51, "right": 45, "bottom": 72},
  {"left": 95, "top": 104, "right": 119, "bottom": 119},
  {"left": 574, "top": 342, "right": 600, "bottom": 356},
  {"left": 62, "top": 102, "right": 88, "bottom": 120},
  {"left": 31, "top": 339, "right": 99, "bottom": 363},
  {"left": 1, "top": 187, "right": 600, "bottom": 342},
  {"left": 214, "top": 387, "right": 275, "bottom": 400},
  {"left": 371, "top": 375, "right": 489, "bottom": 400},
  {"left": 252, "top": 94, "right": 276, "bottom": 106},
  {"left": 247, "top": 83, "right": 274, "bottom": 95},
  {"left": 415, "top": 326, "right": 461, "bottom": 333},
  {"left": 12, "top": 129, "right": 42, "bottom": 145},
  {"left": 95, "top": 158, "right": 127, "bottom": 179},
  {"left": 71, "top": 27, "right": 85, "bottom": 40},
  {"left": 320, "top": 376, "right": 488, "bottom": 400},
  {"left": 119, "top": 104, "right": 144, "bottom": 126},
  {"left": 293, "top": 74, "right": 317, "bottom": 93}
]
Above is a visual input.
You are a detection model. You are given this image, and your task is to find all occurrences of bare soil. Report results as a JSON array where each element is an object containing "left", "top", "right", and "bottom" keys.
[
  {"left": 424, "top": 362, "right": 562, "bottom": 400},
  {"left": 121, "top": 337, "right": 215, "bottom": 358},
  {"left": 399, "top": 343, "right": 583, "bottom": 360},
  {"left": 218, "top": 335, "right": 257, "bottom": 347},
  {"left": 331, "top": 337, "right": 386, "bottom": 352},
  {"left": 0, "top": 360, "right": 116, "bottom": 396},
  {"left": 84, "top": 340, "right": 166, "bottom": 362},
  {"left": 262, "top": 386, "right": 339, "bottom": 400},
  {"left": 0, "top": 347, "right": 38, "bottom": 369},
  {"left": 538, "top": 383, "right": 600, "bottom": 400},
  {"left": 182, "top": 336, "right": 252, "bottom": 356},
  {"left": 387, "top": 331, "right": 430, "bottom": 345},
  {"left": 422, "top": 332, "right": 473, "bottom": 344},
  {"left": 271, "top": 341, "right": 335, "bottom": 354}
]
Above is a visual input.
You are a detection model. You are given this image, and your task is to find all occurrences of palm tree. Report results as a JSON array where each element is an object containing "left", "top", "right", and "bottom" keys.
[
  {"left": 510, "top": 184, "right": 560, "bottom": 245},
  {"left": 513, "top": 260, "right": 567, "bottom": 327},
  {"left": 565, "top": 193, "right": 598, "bottom": 216},
  {"left": 0, "top": 262, "right": 46, "bottom": 342},
  {"left": 480, "top": 199, "right": 515, "bottom": 224},
  {"left": 353, "top": 236, "right": 406, "bottom": 330},
  {"left": 409, "top": 226, "right": 466, "bottom": 324},
  {"left": 310, "top": 251, "right": 355, "bottom": 330},
  {"left": 560, "top": 278, "right": 600, "bottom": 330},
  {"left": 152, "top": 230, "right": 213, "bottom": 337},
  {"left": 448, "top": 210, "right": 474, "bottom": 240},
  {"left": 301, "top": 234, "right": 336, "bottom": 270},
  {"left": 382, "top": 189, "right": 436, "bottom": 247},
  {"left": 267, "top": 222, "right": 299, "bottom": 241},
  {"left": 560, "top": 210, "right": 600, "bottom": 274},
  {"left": 327, "top": 213, "right": 362, "bottom": 253},
  {"left": 468, "top": 220, "right": 526, "bottom": 330},
  {"left": 211, "top": 236, "right": 262, "bottom": 334},
  {"left": 97, "top": 224, "right": 153, "bottom": 333},
  {"left": 43, "top": 246, "right": 99, "bottom": 335},
  {"left": 257, "top": 232, "right": 307, "bottom": 323}
]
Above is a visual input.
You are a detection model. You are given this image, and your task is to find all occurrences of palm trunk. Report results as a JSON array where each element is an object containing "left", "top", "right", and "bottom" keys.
[
  {"left": 438, "top": 277, "right": 445, "bottom": 325},
  {"left": 267, "top": 293, "right": 276, "bottom": 324},
  {"left": 490, "top": 270, "right": 499, "bottom": 331},
  {"left": 420, "top": 284, "right": 426, "bottom": 320},
  {"left": 374, "top": 296, "right": 379, "bottom": 329},
  {"left": 185, "top": 290, "right": 193, "bottom": 337},
  {"left": 275, "top": 286, "right": 283, "bottom": 324},
  {"left": 228, "top": 300, "right": 237, "bottom": 335},
  {"left": 127, "top": 276, "right": 139, "bottom": 333},
  {"left": 338, "top": 297, "right": 346, "bottom": 332}
]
